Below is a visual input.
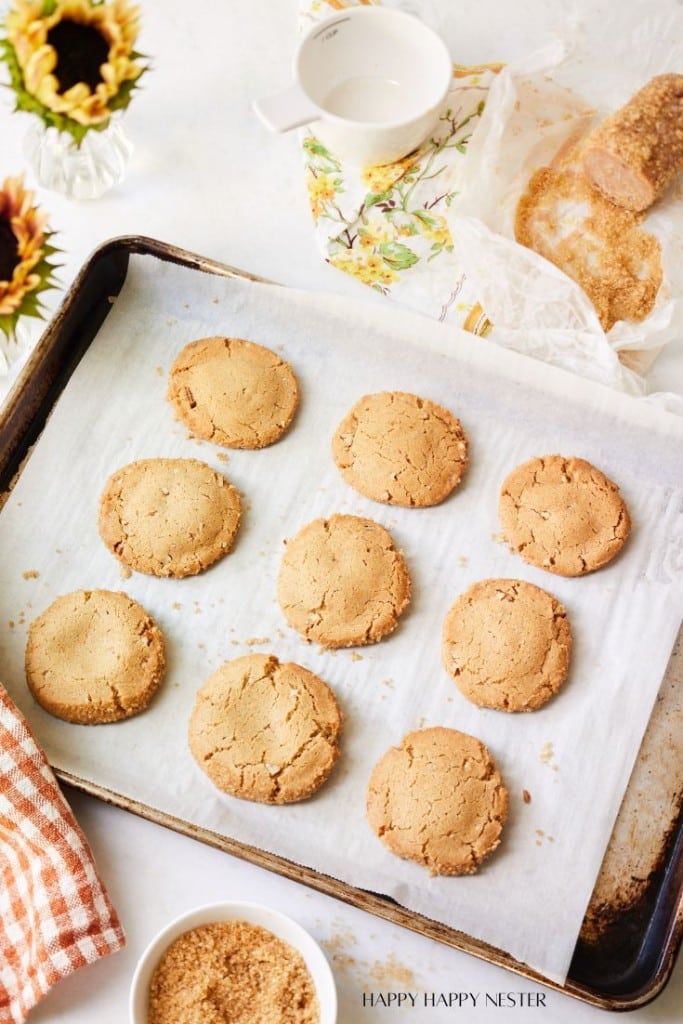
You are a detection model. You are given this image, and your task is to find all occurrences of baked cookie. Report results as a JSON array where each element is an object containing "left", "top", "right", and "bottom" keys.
[
  {"left": 332, "top": 391, "right": 468, "bottom": 507},
  {"left": 25, "top": 589, "right": 165, "bottom": 724},
  {"left": 367, "top": 727, "right": 508, "bottom": 875},
  {"left": 442, "top": 579, "right": 572, "bottom": 711},
  {"left": 277, "top": 514, "right": 411, "bottom": 648},
  {"left": 99, "top": 457, "right": 241, "bottom": 578},
  {"left": 499, "top": 455, "right": 631, "bottom": 576},
  {"left": 189, "top": 653, "right": 342, "bottom": 804},
  {"left": 167, "top": 336, "right": 299, "bottom": 449}
]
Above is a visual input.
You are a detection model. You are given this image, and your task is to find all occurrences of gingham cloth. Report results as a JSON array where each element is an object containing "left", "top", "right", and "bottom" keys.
[{"left": 0, "top": 686, "right": 125, "bottom": 1024}]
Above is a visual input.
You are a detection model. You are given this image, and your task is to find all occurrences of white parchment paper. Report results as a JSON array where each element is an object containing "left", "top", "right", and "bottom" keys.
[
  {"left": 451, "top": 0, "right": 683, "bottom": 402},
  {"left": 0, "top": 255, "right": 682, "bottom": 983}
]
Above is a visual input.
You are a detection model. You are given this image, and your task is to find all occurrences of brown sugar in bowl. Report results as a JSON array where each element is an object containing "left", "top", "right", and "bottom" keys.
[{"left": 129, "top": 902, "right": 336, "bottom": 1024}]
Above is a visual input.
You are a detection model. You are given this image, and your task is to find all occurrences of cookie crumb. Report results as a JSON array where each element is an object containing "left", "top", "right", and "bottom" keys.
[
  {"left": 350, "top": 651, "right": 363, "bottom": 662},
  {"left": 540, "top": 742, "right": 559, "bottom": 772},
  {"left": 522, "top": 789, "right": 532, "bottom": 804},
  {"left": 120, "top": 565, "right": 132, "bottom": 580},
  {"left": 22, "top": 570, "right": 39, "bottom": 580}
]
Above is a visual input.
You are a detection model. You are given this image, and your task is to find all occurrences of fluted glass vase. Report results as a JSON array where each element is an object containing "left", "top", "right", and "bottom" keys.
[{"left": 23, "top": 114, "right": 133, "bottom": 200}]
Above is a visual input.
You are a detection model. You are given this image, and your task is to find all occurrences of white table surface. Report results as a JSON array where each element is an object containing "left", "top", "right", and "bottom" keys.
[{"left": 0, "top": 1, "right": 682, "bottom": 1021}]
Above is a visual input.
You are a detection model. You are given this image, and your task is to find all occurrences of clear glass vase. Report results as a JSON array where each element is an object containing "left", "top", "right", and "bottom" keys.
[{"left": 23, "top": 114, "right": 133, "bottom": 200}]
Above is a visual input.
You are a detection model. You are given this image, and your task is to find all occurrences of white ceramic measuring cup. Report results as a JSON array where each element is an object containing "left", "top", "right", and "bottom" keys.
[{"left": 253, "top": 6, "right": 453, "bottom": 167}]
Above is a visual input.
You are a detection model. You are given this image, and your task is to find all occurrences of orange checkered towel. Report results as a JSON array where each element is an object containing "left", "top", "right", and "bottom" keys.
[{"left": 0, "top": 686, "right": 125, "bottom": 1023}]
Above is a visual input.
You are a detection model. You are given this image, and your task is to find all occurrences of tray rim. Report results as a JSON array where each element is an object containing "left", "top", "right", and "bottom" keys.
[{"left": 3, "top": 232, "right": 683, "bottom": 1011}]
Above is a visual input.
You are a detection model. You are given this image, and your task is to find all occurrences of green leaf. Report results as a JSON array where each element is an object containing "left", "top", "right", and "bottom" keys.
[
  {"left": 303, "top": 138, "right": 334, "bottom": 159},
  {"left": 378, "top": 241, "right": 419, "bottom": 271},
  {"left": 455, "top": 141, "right": 468, "bottom": 154},
  {"left": 0, "top": 314, "right": 16, "bottom": 340},
  {"left": 411, "top": 209, "right": 437, "bottom": 228},
  {"left": 363, "top": 190, "right": 392, "bottom": 209}
]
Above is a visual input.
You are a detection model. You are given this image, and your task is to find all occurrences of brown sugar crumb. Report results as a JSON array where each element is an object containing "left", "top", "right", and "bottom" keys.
[
  {"left": 515, "top": 152, "right": 662, "bottom": 331},
  {"left": 244, "top": 636, "right": 270, "bottom": 647},
  {"left": 215, "top": 452, "right": 230, "bottom": 464},
  {"left": 369, "top": 952, "right": 415, "bottom": 986},
  {"left": 148, "top": 921, "right": 319, "bottom": 1024},
  {"left": 120, "top": 564, "right": 133, "bottom": 580},
  {"left": 22, "top": 570, "right": 39, "bottom": 580},
  {"left": 522, "top": 789, "right": 532, "bottom": 804}
]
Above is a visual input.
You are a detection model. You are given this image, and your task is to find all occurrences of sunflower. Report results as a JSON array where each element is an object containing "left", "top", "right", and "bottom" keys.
[
  {"left": 0, "top": 175, "right": 58, "bottom": 341},
  {"left": 1, "top": 0, "right": 147, "bottom": 144}
]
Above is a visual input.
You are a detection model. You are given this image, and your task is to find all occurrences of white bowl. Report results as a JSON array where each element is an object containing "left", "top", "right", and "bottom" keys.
[{"left": 129, "top": 900, "right": 337, "bottom": 1024}]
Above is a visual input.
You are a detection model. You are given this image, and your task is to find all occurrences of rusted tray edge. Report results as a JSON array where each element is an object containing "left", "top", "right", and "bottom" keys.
[
  {"left": 2, "top": 234, "right": 681, "bottom": 1011},
  {"left": 0, "top": 236, "right": 268, "bottom": 488},
  {"left": 54, "top": 768, "right": 624, "bottom": 1011}
]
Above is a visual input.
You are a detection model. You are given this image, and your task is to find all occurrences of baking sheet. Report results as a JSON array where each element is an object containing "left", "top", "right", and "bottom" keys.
[{"left": 0, "top": 255, "right": 682, "bottom": 985}]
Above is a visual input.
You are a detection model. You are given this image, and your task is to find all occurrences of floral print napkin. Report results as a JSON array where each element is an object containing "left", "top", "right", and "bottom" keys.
[{"left": 299, "top": 0, "right": 500, "bottom": 334}]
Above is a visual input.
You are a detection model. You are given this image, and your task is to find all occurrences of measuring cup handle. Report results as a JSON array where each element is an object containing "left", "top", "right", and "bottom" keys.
[{"left": 253, "top": 83, "right": 320, "bottom": 133}]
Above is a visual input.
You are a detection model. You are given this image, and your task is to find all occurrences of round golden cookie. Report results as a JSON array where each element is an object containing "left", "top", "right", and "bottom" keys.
[
  {"left": 442, "top": 579, "right": 572, "bottom": 712},
  {"left": 167, "top": 336, "right": 299, "bottom": 449},
  {"left": 332, "top": 391, "right": 469, "bottom": 507},
  {"left": 188, "top": 653, "right": 342, "bottom": 804},
  {"left": 98, "top": 457, "right": 241, "bottom": 578},
  {"left": 277, "top": 514, "right": 411, "bottom": 648},
  {"left": 366, "top": 727, "right": 508, "bottom": 876},
  {"left": 499, "top": 454, "right": 631, "bottom": 576},
  {"left": 25, "top": 589, "right": 166, "bottom": 724}
]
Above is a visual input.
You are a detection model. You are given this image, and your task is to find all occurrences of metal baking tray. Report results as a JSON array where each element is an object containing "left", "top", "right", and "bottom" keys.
[{"left": 1, "top": 235, "right": 681, "bottom": 1010}]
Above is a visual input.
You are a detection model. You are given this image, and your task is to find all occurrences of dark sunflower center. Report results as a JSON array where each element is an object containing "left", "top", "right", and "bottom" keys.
[
  {"left": 0, "top": 219, "right": 20, "bottom": 283},
  {"left": 47, "top": 19, "right": 110, "bottom": 92}
]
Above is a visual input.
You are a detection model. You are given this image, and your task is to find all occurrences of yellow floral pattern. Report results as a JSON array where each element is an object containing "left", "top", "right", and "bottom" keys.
[{"left": 300, "top": 1, "right": 496, "bottom": 334}]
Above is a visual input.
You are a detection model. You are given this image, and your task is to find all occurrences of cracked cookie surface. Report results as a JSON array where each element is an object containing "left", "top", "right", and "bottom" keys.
[
  {"left": 442, "top": 578, "right": 572, "bottom": 712},
  {"left": 366, "top": 727, "right": 508, "bottom": 876},
  {"left": 167, "top": 336, "right": 299, "bottom": 449},
  {"left": 25, "top": 589, "right": 166, "bottom": 724},
  {"left": 277, "top": 514, "right": 411, "bottom": 648},
  {"left": 188, "top": 653, "right": 342, "bottom": 804},
  {"left": 332, "top": 391, "right": 468, "bottom": 507},
  {"left": 99, "top": 457, "right": 241, "bottom": 578},
  {"left": 499, "top": 455, "right": 631, "bottom": 576}
]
